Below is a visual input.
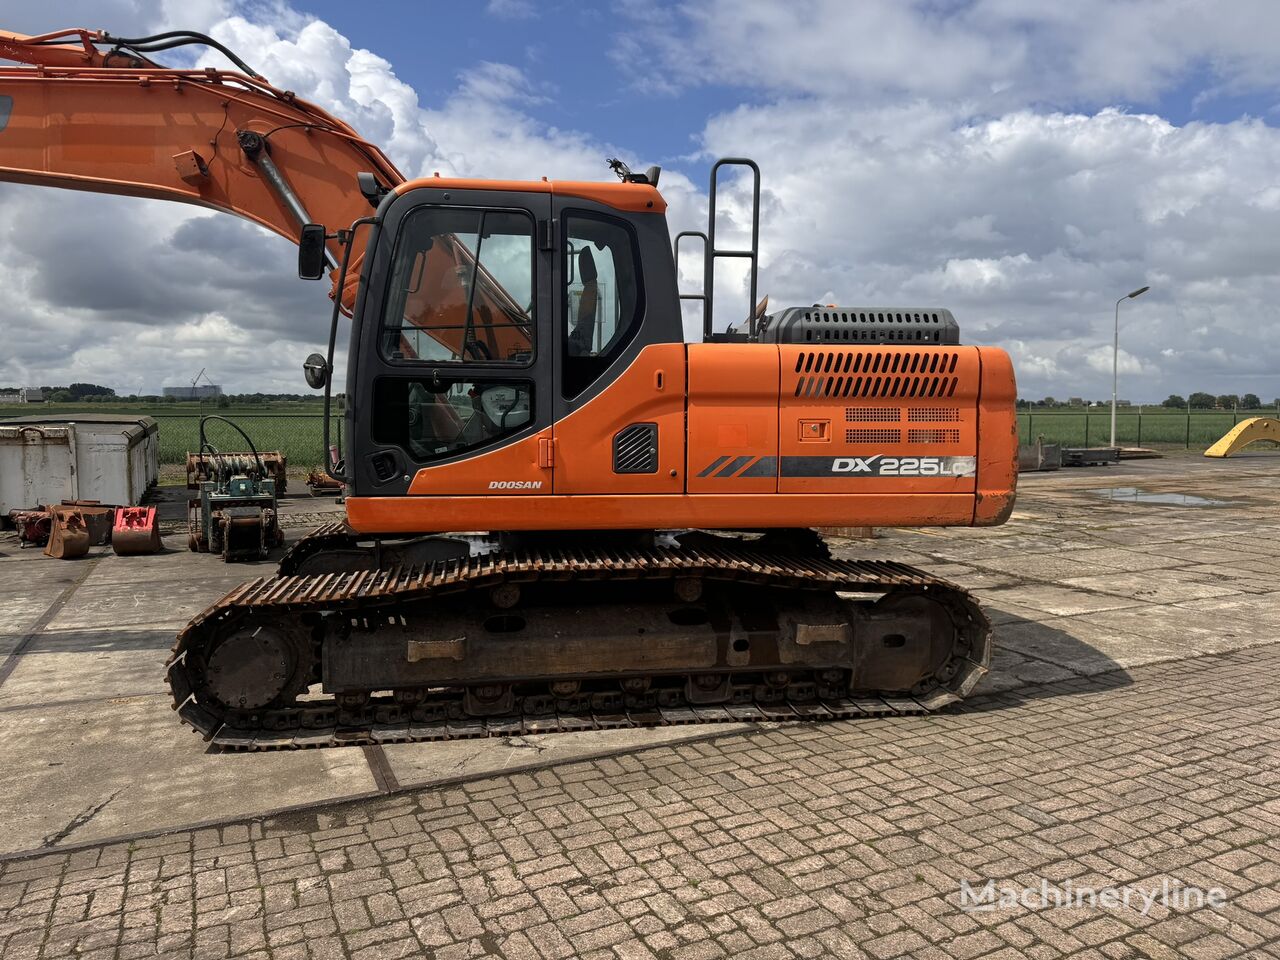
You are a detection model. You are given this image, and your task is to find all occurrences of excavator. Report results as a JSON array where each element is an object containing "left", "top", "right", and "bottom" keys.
[{"left": 0, "top": 26, "right": 1017, "bottom": 749}]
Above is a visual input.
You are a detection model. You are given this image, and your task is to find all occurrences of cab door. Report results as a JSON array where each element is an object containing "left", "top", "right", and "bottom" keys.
[
  {"left": 348, "top": 186, "right": 555, "bottom": 498},
  {"left": 551, "top": 199, "right": 686, "bottom": 494}
]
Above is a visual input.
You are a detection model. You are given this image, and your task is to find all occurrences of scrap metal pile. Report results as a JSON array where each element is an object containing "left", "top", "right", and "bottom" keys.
[{"left": 6, "top": 501, "right": 161, "bottom": 558}]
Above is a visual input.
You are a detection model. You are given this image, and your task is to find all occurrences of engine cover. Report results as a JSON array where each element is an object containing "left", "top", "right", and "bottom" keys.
[{"left": 758, "top": 306, "right": 960, "bottom": 346}]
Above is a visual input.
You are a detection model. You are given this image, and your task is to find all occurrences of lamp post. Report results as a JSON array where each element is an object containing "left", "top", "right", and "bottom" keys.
[{"left": 1111, "top": 285, "right": 1149, "bottom": 448}]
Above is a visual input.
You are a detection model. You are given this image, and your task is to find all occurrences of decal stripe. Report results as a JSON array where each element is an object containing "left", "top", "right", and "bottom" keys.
[
  {"left": 739, "top": 456, "right": 778, "bottom": 478},
  {"left": 698, "top": 455, "right": 730, "bottom": 478},
  {"left": 714, "top": 455, "right": 754, "bottom": 477}
]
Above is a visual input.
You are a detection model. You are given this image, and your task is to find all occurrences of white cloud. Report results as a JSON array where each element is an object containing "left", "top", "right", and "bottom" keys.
[
  {"left": 1084, "top": 345, "right": 1146, "bottom": 377},
  {"left": 201, "top": 15, "right": 444, "bottom": 179},
  {"left": 695, "top": 97, "right": 1280, "bottom": 398},
  {"left": 3, "top": 0, "right": 1280, "bottom": 406},
  {"left": 0, "top": 1, "right": 634, "bottom": 393},
  {"left": 621, "top": 0, "right": 1280, "bottom": 112}
]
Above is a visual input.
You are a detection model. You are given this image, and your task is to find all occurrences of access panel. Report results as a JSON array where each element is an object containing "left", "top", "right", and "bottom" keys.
[
  {"left": 776, "top": 345, "right": 980, "bottom": 495},
  {"left": 687, "top": 343, "right": 779, "bottom": 494}
]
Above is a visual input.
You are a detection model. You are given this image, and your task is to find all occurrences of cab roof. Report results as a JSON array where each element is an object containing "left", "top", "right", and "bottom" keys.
[{"left": 394, "top": 176, "right": 666, "bottom": 214}]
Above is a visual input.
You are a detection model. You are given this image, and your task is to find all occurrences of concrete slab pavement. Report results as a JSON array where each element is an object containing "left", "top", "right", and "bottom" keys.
[{"left": 0, "top": 456, "right": 1276, "bottom": 871}]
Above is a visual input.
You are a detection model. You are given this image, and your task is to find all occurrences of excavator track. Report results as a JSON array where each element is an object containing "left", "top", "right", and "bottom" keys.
[{"left": 166, "top": 541, "right": 991, "bottom": 751}]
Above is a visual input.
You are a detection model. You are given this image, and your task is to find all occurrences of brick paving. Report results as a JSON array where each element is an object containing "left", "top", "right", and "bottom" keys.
[{"left": 3, "top": 645, "right": 1279, "bottom": 959}]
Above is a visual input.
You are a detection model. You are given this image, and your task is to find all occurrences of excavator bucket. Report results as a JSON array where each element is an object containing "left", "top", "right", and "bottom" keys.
[
  {"left": 112, "top": 506, "right": 162, "bottom": 555},
  {"left": 1204, "top": 417, "right": 1280, "bottom": 458},
  {"left": 44, "top": 506, "right": 90, "bottom": 559},
  {"left": 58, "top": 500, "right": 114, "bottom": 544}
]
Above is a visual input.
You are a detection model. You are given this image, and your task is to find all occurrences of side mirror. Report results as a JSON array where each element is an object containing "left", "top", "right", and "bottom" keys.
[
  {"left": 297, "top": 223, "right": 327, "bottom": 280},
  {"left": 303, "top": 353, "right": 328, "bottom": 390}
]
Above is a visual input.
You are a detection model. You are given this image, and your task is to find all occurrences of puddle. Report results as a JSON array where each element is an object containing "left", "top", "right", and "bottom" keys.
[{"left": 1088, "top": 486, "right": 1236, "bottom": 507}]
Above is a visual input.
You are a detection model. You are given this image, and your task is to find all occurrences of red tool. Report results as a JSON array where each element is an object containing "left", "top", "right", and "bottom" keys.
[
  {"left": 8, "top": 509, "right": 51, "bottom": 547},
  {"left": 111, "top": 506, "right": 162, "bottom": 555}
]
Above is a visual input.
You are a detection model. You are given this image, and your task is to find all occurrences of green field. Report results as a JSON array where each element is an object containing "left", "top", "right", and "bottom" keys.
[
  {"left": 1018, "top": 408, "right": 1279, "bottom": 448},
  {"left": 0, "top": 401, "right": 338, "bottom": 468}
]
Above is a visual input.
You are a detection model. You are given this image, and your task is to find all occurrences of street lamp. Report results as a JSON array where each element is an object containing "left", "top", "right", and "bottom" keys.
[{"left": 1111, "top": 285, "right": 1150, "bottom": 448}]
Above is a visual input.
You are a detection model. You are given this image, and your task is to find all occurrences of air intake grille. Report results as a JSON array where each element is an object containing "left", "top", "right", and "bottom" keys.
[
  {"left": 369, "top": 452, "right": 398, "bottom": 484},
  {"left": 908, "top": 429, "right": 961, "bottom": 444},
  {"left": 845, "top": 407, "right": 899, "bottom": 422},
  {"left": 846, "top": 428, "right": 901, "bottom": 444},
  {"left": 907, "top": 408, "right": 961, "bottom": 422},
  {"left": 793, "top": 351, "right": 961, "bottom": 399},
  {"left": 613, "top": 422, "right": 659, "bottom": 474}
]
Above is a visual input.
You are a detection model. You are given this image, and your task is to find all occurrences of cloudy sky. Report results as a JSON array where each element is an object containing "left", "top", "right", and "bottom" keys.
[{"left": 3, "top": 0, "right": 1280, "bottom": 401}]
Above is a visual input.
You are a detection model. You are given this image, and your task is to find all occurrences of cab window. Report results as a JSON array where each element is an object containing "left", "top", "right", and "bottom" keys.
[
  {"left": 382, "top": 207, "right": 535, "bottom": 365},
  {"left": 372, "top": 377, "right": 533, "bottom": 462},
  {"left": 563, "top": 213, "right": 643, "bottom": 398}
]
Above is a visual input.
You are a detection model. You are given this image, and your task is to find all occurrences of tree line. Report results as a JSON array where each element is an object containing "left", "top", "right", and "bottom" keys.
[
  {"left": 1160, "top": 393, "right": 1267, "bottom": 409},
  {"left": 2, "top": 384, "right": 320, "bottom": 404},
  {"left": 1019, "top": 393, "right": 1274, "bottom": 410}
]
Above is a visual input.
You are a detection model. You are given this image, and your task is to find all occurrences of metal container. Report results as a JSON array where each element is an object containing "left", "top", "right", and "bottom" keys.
[{"left": 0, "top": 415, "right": 159, "bottom": 514}]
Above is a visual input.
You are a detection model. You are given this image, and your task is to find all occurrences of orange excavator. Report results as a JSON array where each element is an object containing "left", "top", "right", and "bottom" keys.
[{"left": 0, "top": 27, "right": 1017, "bottom": 749}]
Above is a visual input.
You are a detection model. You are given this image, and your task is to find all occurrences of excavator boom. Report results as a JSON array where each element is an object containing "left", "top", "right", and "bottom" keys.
[
  {"left": 0, "top": 27, "right": 402, "bottom": 308},
  {"left": 0, "top": 28, "right": 114, "bottom": 68}
]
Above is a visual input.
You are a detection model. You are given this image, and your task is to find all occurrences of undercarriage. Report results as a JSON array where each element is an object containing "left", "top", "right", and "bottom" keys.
[{"left": 165, "top": 526, "right": 991, "bottom": 750}]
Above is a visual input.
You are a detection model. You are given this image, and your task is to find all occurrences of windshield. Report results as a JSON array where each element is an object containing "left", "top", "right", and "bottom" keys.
[{"left": 381, "top": 207, "right": 535, "bottom": 364}]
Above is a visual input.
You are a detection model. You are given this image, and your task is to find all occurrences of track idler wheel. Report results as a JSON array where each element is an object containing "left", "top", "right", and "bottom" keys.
[
  {"left": 201, "top": 619, "right": 312, "bottom": 712},
  {"left": 855, "top": 591, "right": 965, "bottom": 694}
]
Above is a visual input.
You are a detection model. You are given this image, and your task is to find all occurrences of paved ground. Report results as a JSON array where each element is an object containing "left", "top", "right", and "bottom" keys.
[
  {"left": 3, "top": 645, "right": 1279, "bottom": 959},
  {"left": 1, "top": 454, "right": 1278, "bottom": 958}
]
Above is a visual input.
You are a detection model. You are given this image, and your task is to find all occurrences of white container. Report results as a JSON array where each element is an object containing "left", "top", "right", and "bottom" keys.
[{"left": 0, "top": 415, "right": 159, "bottom": 514}]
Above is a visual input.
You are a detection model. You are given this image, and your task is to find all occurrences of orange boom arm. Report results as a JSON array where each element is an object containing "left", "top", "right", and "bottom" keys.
[{"left": 0, "top": 27, "right": 403, "bottom": 310}]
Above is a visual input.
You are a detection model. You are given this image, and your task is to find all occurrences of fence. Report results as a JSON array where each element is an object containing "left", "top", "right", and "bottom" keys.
[
  {"left": 4, "top": 408, "right": 1272, "bottom": 463},
  {"left": 1018, "top": 410, "right": 1276, "bottom": 448}
]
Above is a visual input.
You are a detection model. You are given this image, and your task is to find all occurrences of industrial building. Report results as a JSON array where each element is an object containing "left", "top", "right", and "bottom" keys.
[
  {"left": 161, "top": 384, "right": 223, "bottom": 399},
  {"left": 0, "top": 387, "right": 43, "bottom": 403}
]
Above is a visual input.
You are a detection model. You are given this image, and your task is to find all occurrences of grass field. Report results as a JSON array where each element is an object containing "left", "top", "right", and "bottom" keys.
[
  {"left": 0, "top": 401, "right": 338, "bottom": 468},
  {"left": 1018, "top": 408, "right": 1279, "bottom": 448}
]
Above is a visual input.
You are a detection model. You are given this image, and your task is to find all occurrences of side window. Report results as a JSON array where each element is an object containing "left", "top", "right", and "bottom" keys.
[
  {"left": 382, "top": 207, "right": 535, "bottom": 365},
  {"left": 563, "top": 213, "right": 643, "bottom": 398},
  {"left": 372, "top": 377, "right": 533, "bottom": 462}
]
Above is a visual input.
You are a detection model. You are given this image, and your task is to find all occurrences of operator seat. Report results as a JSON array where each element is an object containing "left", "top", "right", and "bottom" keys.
[{"left": 567, "top": 246, "right": 598, "bottom": 356}]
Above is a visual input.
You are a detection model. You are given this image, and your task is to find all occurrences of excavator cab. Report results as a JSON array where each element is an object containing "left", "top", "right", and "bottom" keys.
[{"left": 315, "top": 177, "right": 685, "bottom": 504}]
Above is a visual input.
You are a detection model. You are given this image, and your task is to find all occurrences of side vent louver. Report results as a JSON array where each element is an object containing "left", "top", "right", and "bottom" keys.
[
  {"left": 908, "top": 429, "right": 961, "bottom": 444},
  {"left": 846, "top": 428, "right": 901, "bottom": 444},
  {"left": 845, "top": 407, "right": 899, "bottom": 422},
  {"left": 907, "top": 408, "right": 961, "bottom": 422},
  {"left": 792, "top": 351, "right": 961, "bottom": 399},
  {"left": 613, "top": 422, "right": 659, "bottom": 474}
]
